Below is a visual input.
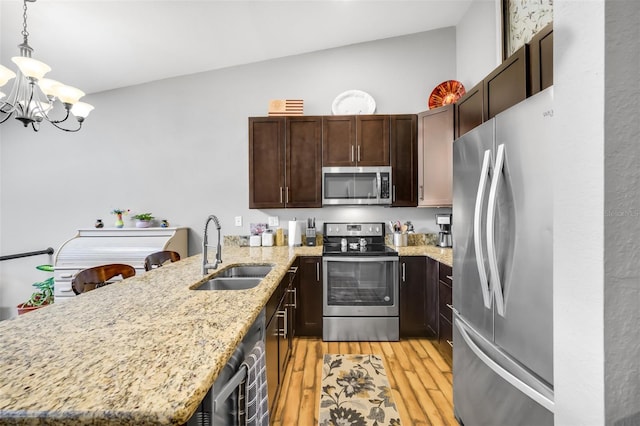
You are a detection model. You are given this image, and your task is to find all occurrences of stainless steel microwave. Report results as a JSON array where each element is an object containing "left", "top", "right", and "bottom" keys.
[{"left": 322, "top": 166, "right": 392, "bottom": 205}]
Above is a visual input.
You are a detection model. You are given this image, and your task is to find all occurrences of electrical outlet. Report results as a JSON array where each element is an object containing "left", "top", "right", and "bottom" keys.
[
  {"left": 234, "top": 216, "right": 242, "bottom": 226},
  {"left": 268, "top": 216, "right": 279, "bottom": 227}
]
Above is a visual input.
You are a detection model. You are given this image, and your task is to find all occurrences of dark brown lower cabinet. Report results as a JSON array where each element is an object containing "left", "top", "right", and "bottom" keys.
[
  {"left": 426, "top": 257, "right": 439, "bottom": 337},
  {"left": 437, "top": 263, "right": 453, "bottom": 364},
  {"left": 265, "top": 270, "right": 297, "bottom": 413},
  {"left": 265, "top": 302, "right": 279, "bottom": 412},
  {"left": 295, "top": 256, "right": 323, "bottom": 337},
  {"left": 399, "top": 256, "right": 428, "bottom": 337}
]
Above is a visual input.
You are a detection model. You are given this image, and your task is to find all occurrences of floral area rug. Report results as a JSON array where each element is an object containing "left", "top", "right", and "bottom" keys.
[{"left": 319, "top": 354, "right": 401, "bottom": 426}]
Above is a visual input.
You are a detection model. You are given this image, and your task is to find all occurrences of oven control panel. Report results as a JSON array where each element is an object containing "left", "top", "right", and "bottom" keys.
[{"left": 324, "top": 222, "right": 384, "bottom": 237}]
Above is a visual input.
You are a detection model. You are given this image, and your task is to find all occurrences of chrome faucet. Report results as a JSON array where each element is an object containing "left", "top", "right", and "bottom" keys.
[{"left": 203, "top": 215, "right": 222, "bottom": 275}]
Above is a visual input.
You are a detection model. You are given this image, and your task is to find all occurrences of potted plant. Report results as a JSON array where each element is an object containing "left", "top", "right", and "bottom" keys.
[
  {"left": 17, "top": 265, "right": 54, "bottom": 315},
  {"left": 131, "top": 212, "right": 154, "bottom": 228}
]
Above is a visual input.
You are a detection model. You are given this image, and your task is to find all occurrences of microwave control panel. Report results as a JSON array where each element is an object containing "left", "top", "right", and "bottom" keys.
[{"left": 380, "top": 175, "right": 390, "bottom": 199}]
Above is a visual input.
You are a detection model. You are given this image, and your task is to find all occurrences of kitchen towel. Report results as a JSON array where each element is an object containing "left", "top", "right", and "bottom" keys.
[
  {"left": 238, "top": 340, "right": 269, "bottom": 426},
  {"left": 288, "top": 220, "right": 302, "bottom": 247}
]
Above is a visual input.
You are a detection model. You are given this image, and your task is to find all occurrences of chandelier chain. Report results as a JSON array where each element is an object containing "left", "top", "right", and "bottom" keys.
[{"left": 21, "top": 0, "right": 30, "bottom": 45}]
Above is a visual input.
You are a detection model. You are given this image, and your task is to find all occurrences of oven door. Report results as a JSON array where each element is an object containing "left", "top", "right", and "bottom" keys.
[{"left": 322, "top": 256, "right": 399, "bottom": 316}]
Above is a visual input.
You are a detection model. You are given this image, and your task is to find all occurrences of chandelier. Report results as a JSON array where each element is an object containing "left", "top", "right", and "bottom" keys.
[{"left": 0, "top": 0, "right": 93, "bottom": 132}]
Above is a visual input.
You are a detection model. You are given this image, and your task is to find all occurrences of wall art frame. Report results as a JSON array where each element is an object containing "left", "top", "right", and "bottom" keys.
[{"left": 502, "top": 0, "right": 553, "bottom": 60}]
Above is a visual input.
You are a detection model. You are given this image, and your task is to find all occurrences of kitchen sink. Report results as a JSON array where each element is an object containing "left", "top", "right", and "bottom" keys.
[
  {"left": 194, "top": 277, "right": 262, "bottom": 291},
  {"left": 192, "top": 264, "right": 273, "bottom": 291},
  {"left": 216, "top": 264, "right": 273, "bottom": 278}
]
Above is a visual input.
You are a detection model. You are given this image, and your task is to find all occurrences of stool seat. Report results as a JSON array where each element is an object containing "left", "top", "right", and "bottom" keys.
[
  {"left": 144, "top": 250, "right": 181, "bottom": 271},
  {"left": 72, "top": 264, "right": 136, "bottom": 295}
]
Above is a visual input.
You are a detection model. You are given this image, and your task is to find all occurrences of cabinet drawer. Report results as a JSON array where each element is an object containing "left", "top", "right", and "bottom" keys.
[
  {"left": 438, "top": 281, "right": 453, "bottom": 323},
  {"left": 439, "top": 263, "right": 452, "bottom": 286}
]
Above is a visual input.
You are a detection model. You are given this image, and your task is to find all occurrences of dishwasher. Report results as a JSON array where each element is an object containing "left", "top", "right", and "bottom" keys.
[{"left": 187, "top": 308, "right": 266, "bottom": 425}]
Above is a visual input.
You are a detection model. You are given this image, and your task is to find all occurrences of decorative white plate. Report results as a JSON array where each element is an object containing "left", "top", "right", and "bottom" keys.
[{"left": 331, "top": 90, "right": 376, "bottom": 115}]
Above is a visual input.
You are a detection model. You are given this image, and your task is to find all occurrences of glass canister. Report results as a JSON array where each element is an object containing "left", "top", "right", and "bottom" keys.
[
  {"left": 275, "top": 228, "right": 284, "bottom": 246},
  {"left": 262, "top": 230, "right": 274, "bottom": 247}
]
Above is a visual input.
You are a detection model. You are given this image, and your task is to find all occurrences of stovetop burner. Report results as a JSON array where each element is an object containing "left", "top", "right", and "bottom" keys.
[{"left": 322, "top": 222, "right": 398, "bottom": 257}]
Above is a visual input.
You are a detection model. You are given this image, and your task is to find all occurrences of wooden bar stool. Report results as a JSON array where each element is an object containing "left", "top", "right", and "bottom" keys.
[
  {"left": 71, "top": 264, "right": 136, "bottom": 295},
  {"left": 144, "top": 250, "right": 181, "bottom": 271}
]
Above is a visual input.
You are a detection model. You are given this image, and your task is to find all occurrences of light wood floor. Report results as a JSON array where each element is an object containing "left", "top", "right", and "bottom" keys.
[{"left": 271, "top": 337, "right": 455, "bottom": 425}]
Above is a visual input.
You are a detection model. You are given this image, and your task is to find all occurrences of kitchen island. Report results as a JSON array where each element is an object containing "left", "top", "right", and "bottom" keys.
[{"left": 0, "top": 244, "right": 450, "bottom": 425}]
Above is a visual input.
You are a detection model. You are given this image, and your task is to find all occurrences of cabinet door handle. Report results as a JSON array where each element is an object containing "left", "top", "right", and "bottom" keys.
[
  {"left": 401, "top": 262, "right": 406, "bottom": 283},
  {"left": 285, "top": 187, "right": 289, "bottom": 204},
  {"left": 277, "top": 309, "right": 287, "bottom": 338},
  {"left": 447, "top": 340, "right": 453, "bottom": 348},
  {"left": 357, "top": 145, "right": 361, "bottom": 162},
  {"left": 446, "top": 275, "right": 453, "bottom": 281},
  {"left": 286, "top": 288, "right": 297, "bottom": 308},
  {"left": 392, "top": 185, "right": 396, "bottom": 202},
  {"left": 280, "top": 187, "right": 283, "bottom": 204},
  {"left": 316, "top": 262, "right": 320, "bottom": 282},
  {"left": 446, "top": 303, "right": 454, "bottom": 311},
  {"left": 419, "top": 185, "right": 424, "bottom": 201},
  {"left": 351, "top": 145, "right": 355, "bottom": 162}
]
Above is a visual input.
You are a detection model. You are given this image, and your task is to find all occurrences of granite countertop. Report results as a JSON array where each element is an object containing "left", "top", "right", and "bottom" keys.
[
  {"left": 0, "top": 244, "right": 450, "bottom": 425},
  {"left": 396, "top": 245, "right": 452, "bottom": 266}
]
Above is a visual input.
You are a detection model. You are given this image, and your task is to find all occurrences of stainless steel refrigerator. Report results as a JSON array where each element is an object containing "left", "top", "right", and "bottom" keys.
[{"left": 452, "top": 87, "right": 554, "bottom": 425}]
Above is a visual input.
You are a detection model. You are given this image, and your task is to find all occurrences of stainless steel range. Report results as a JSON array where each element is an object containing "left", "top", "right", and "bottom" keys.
[{"left": 322, "top": 222, "right": 399, "bottom": 341}]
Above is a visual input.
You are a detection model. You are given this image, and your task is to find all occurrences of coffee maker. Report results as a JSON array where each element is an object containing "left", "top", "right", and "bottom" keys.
[{"left": 436, "top": 213, "right": 452, "bottom": 248}]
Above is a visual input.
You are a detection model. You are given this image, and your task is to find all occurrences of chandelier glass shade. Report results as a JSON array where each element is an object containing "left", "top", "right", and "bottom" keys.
[{"left": 0, "top": 0, "right": 94, "bottom": 132}]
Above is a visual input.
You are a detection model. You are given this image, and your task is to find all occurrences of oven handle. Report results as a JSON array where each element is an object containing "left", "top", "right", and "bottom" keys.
[{"left": 322, "top": 256, "right": 399, "bottom": 263}]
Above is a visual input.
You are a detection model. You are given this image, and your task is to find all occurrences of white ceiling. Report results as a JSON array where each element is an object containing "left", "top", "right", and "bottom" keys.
[{"left": 0, "top": 0, "right": 472, "bottom": 96}]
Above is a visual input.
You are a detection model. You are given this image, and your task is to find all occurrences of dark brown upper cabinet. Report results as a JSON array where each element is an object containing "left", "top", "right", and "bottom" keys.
[
  {"left": 484, "top": 44, "right": 529, "bottom": 120},
  {"left": 249, "top": 116, "right": 322, "bottom": 209},
  {"left": 418, "top": 105, "right": 454, "bottom": 207},
  {"left": 454, "top": 23, "right": 553, "bottom": 138},
  {"left": 249, "top": 117, "right": 285, "bottom": 209},
  {"left": 528, "top": 22, "right": 553, "bottom": 95},
  {"left": 455, "top": 82, "right": 484, "bottom": 139},
  {"left": 322, "top": 115, "right": 390, "bottom": 167},
  {"left": 390, "top": 114, "right": 418, "bottom": 207}
]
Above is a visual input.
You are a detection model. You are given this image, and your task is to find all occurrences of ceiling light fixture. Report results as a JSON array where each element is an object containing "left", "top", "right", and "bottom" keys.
[{"left": 0, "top": 0, "right": 93, "bottom": 132}]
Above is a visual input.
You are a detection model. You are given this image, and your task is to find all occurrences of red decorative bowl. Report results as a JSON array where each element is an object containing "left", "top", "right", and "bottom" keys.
[{"left": 428, "top": 80, "right": 466, "bottom": 109}]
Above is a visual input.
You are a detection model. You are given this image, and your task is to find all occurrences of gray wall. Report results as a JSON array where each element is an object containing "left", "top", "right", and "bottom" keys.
[
  {"left": 554, "top": 0, "right": 606, "bottom": 423},
  {"left": 455, "top": 0, "right": 500, "bottom": 89},
  {"left": 555, "top": 0, "right": 640, "bottom": 424},
  {"left": 603, "top": 1, "right": 640, "bottom": 424},
  {"left": 0, "top": 28, "right": 456, "bottom": 318}
]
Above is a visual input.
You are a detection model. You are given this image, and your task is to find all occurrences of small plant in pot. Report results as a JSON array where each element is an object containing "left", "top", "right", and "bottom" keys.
[
  {"left": 17, "top": 265, "right": 55, "bottom": 315},
  {"left": 131, "top": 212, "right": 154, "bottom": 228}
]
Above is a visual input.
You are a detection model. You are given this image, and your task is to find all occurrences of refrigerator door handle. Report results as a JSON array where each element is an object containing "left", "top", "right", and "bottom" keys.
[
  {"left": 487, "top": 144, "right": 506, "bottom": 316},
  {"left": 474, "top": 149, "right": 493, "bottom": 309},
  {"left": 455, "top": 317, "right": 555, "bottom": 413}
]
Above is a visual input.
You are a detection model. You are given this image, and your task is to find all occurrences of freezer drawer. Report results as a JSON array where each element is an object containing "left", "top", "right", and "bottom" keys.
[{"left": 453, "top": 317, "right": 553, "bottom": 426}]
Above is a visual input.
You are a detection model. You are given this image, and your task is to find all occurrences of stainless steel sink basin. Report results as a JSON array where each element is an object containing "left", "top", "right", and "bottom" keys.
[
  {"left": 194, "top": 277, "right": 262, "bottom": 291},
  {"left": 216, "top": 264, "right": 273, "bottom": 278}
]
